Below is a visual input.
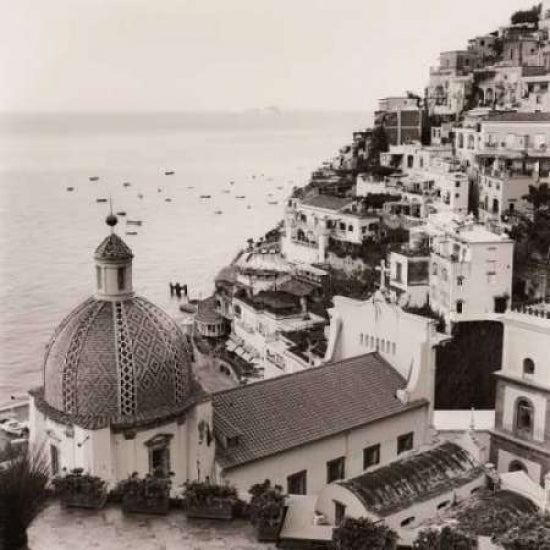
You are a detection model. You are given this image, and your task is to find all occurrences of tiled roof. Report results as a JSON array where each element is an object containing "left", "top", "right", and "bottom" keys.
[
  {"left": 212, "top": 353, "right": 428, "bottom": 470},
  {"left": 486, "top": 112, "right": 550, "bottom": 123},
  {"left": 94, "top": 233, "right": 133, "bottom": 262},
  {"left": 195, "top": 296, "right": 223, "bottom": 324},
  {"left": 278, "top": 278, "right": 318, "bottom": 297},
  {"left": 301, "top": 194, "right": 352, "bottom": 211},
  {"left": 339, "top": 442, "right": 483, "bottom": 517}
]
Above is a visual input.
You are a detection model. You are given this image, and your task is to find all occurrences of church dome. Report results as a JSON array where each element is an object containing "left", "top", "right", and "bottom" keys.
[
  {"left": 43, "top": 295, "right": 193, "bottom": 427},
  {"left": 41, "top": 223, "right": 195, "bottom": 429}
]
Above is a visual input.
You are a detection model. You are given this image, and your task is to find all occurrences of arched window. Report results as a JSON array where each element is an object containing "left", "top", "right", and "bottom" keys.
[
  {"left": 457, "top": 133, "right": 464, "bottom": 149},
  {"left": 523, "top": 358, "right": 535, "bottom": 376},
  {"left": 441, "top": 268, "right": 448, "bottom": 281},
  {"left": 233, "top": 304, "right": 242, "bottom": 318},
  {"left": 515, "top": 397, "right": 535, "bottom": 439},
  {"left": 456, "top": 300, "right": 464, "bottom": 314},
  {"left": 509, "top": 460, "right": 528, "bottom": 473},
  {"left": 467, "top": 134, "right": 475, "bottom": 150}
]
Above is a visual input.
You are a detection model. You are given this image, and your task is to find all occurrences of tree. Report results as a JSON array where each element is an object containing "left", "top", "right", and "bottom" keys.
[
  {"left": 333, "top": 517, "right": 397, "bottom": 550},
  {"left": 523, "top": 183, "right": 550, "bottom": 212},
  {"left": 510, "top": 4, "right": 542, "bottom": 26},
  {"left": 414, "top": 527, "right": 477, "bottom": 550},
  {"left": 368, "top": 125, "right": 389, "bottom": 167},
  {"left": 495, "top": 512, "right": 550, "bottom": 550}
]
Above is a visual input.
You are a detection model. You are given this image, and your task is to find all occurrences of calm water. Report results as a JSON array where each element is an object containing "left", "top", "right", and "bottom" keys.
[{"left": 0, "top": 111, "right": 367, "bottom": 402}]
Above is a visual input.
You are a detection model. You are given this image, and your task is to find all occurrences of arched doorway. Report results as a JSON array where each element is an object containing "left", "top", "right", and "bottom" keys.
[{"left": 509, "top": 460, "right": 528, "bottom": 473}]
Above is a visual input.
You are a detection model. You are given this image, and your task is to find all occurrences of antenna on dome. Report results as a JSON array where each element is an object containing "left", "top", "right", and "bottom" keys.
[{"left": 105, "top": 195, "right": 118, "bottom": 233}]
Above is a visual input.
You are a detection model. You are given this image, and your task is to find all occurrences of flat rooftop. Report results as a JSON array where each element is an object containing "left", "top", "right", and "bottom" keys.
[{"left": 29, "top": 502, "right": 269, "bottom": 550}]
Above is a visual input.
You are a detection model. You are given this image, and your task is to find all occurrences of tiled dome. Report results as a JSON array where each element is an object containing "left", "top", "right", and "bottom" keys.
[{"left": 43, "top": 295, "right": 193, "bottom": 426}]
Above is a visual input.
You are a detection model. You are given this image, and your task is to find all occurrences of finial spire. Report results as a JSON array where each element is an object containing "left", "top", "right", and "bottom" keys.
[{"left": 105, "top": 196, "right": 118, "bottom": 232}]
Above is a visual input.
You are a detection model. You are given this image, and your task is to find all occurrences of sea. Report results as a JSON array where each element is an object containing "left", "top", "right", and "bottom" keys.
[{"left": 0, "top": 110, "right": 369, "bottom": 403}]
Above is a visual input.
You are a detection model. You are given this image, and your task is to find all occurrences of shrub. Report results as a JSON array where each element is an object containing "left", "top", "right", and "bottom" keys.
[
  {"left": 52, "top": 467, "right": 106, "bottom": 505},
  {"left": 248, "top": 479, "right": 287, "bottom": 527},
  {"left": 413, "top": 527, "right": 477, "bottom": 550},
  {"left": 182, "top": 480, "right": 238, "bottom": 508},
  {"left": 495, "top": 513, "right": 550, "bottom": 550},
  {"left": 333, "top": 517, "right": 397, "bottom": 550}
]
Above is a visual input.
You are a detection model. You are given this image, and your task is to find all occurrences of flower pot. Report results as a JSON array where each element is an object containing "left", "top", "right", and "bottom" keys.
[
  {"left": 122, "top": 495, "right": 170, "bottom": 515},
  {"left": 61, "top": 491, "right": 108, "bottom": 510},
  {"left": 186, "top": 500, "right": 234, "bottom": 520}
]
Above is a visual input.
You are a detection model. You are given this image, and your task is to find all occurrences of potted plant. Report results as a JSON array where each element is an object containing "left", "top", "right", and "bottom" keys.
[
  {"left": 183, "top": 480, "right": 238, "bottom": 520},
  {"left": 248, "top": 479, "right": 287, "bottom": 542},
  {"left": 52, "top": 468, "right": 107, "bottom": 509},
  {"left": 115, "top": 470, "right": 171, "bottom": 515},
  {"left": 333, "top": 517, "right": 397, "bottom": 550},
  {"left": 0, "top": 448, "right": 49, "bottom": 550}
]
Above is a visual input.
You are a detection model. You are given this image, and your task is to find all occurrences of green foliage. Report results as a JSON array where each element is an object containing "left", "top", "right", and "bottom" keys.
[
  {"left": 360, "top": 193, "right": 402, "bottom": 212},
  {"left": 183, "top": 480, "right": 238, "bottom": 508},
  {"left": 413, "top": 527, "right": 477, "bottom": 550},
  {"left": 52, "top": 467, "right": 107, "bottom": 505},
  {"left": 115, "top": 470, "right": 172, "bottom": 505},
  {"left": 0, "top": 448, "right": 49, "bottom": 550},
  {"left": 523, "top": 182, "right": 550, "bottom": 211},
  {"left": 333, "top": 517, "right": 397, "bottom": 550},
  {"left": 248, "top": 479, "right": 287, "bottom": 527},
  {"left": 495, "top": 512, "right": 550, "bottom": 550},
  {"left": 510, "top": 4, "right": 541, "bottom": 26}
]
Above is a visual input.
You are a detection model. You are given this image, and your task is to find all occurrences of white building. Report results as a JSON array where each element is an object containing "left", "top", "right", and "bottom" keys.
[
  {"left": 282, "top": 194, "right": 379, "bottom": 264},
  {"left": 29, "top": 218, "right": 216, "bottom": 487},
  {"left": 490, "top": 303, "right": 550, "bottom": 485},
  {"left": 429, "top": 220, "right": 514, "bottom": 326},
  {"left": 388, "top": 249, "right": 430, "bottom": 308}
]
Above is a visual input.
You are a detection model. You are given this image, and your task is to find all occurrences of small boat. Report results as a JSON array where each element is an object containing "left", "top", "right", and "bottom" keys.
[
  {"left": 164, "top": 171, "right": 175, "bottom": 176},
  {"left": 165, "top": 198, "right": 172, "bottom": 202},
  {"left": 66, "top": 187, "right": 74, "bottom": 192},
  {"left": 247, "top": 205, "right": 252, "bottom": 209},
  {"left": 127, "top": 220, "right": 143, "bottom": 226},
  {"left": 187, "top": 186, "right": 195, "bottom": 189},
  {"left": 268, "top": 201, "right": 279, "bottom": 205},
  {"left": 157, "top": 188, "right": 162, "bottom": 193},
  {"left": 214, "top": 210, "right": 223, "bottom": 215},
  {"left": 267, "top": 193, "right": 273, "bottom": 197},
  {"left": 96, "top": 198, "right": 108, "bottom": 203},
  {"left": 137, "top": 193, "right": 144, "bottom": 199},
  {"left": 116, "top": 211, "right": 126, "bottom": 216},
  {"left": 123, "top": 182, "right": 131, "bottom": 187},
  {"left": 126, "top": 231, "right": 138, "bottom": 236},
  {"left": 229, "top": 181, "right": 234, "bottom": 185},
  {"left": 235, "top": 195, "right": 246, "bottom": 199},
  {"left": 199, "top": 194, "right": 211, "bottom": 199},
  {"left": 221, "top": 190, "right": 230, "bottom": 194},
  {"left": 276, "top": 186, "right": 283, "bottom": 190},
  {"left": 89, "top": 176, "right": 99, "bottom": 182}
]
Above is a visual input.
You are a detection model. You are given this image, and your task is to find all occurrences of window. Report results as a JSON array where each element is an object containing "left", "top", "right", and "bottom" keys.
[
  {"left": 334, "top": 501, "right": 346, "bottom": 526},
  {"left": 395, "top": 262, "right": 403, "bottom": 283},
  {"left": 523, "top": 358, "right": 535, "bottom": 376},
  {"left": 339, "top": 222, "right": 346, "bottom": 231},
  {"left": 359, "top": 334, "right": 364, "bottom": 346},
  {"left": 348, "top": 225, "right": 353, "bottom": 232},
  {"left": 441, "top": 268, "right": 448, "bottom": 282},
  {"left": 146, "top": 434, "right": 172, "bottom": 476},
  {"left": 457, "top": 276, "right": 464, "bottom": 287},
  {"left": 50, "top": 444, "right": 59, "bottom": 476},
  {"left": 437, "top": 500, "right": 451, "bottom": 510},
  {"left": 397, "top": 432, "right": 414, "bottom": 454},
  {"left": 391, "top": 342, "right": 396, "bottom": 355},
  {"left": 407, "top": 155, "right": 414, "bottom": 168},
  {"left": 96, "top": 266, "right": 102, "bottom": 290},
  {"left": 117, "top": 267, "right": 125, "bottom": 291},
  {"left": 233, "top": 304, "right": 241, "bottom": 318},
  {"left": 455, "top": 181, "right": 461, "bottom": 188},
  {"left": 515, "top": 398, "right": 534, "bottom": 438},
  {"left": 287, "top": 470, "right": 307, "bottom": 495},
  {"left": 326, "top": 457, "right": 346, "bottom": 483},
  {"left": 432, "top": 263, "right": 438, "bottom": 276},
  {"left": 400, "top": 516, "right": 415, "bottom": 527},
  {"left": 363, "top": 444, "right": 380, "bottom": 469},
  {"left": 456, "top": 300, "right": 464, "bottom": 314}
]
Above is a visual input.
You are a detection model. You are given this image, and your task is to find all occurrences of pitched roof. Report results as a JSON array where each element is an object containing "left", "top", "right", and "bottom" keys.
[
  {"left": 301, "top": 194, "right": 352, "bottom": 211},
  {"left": 212, "top": 353, "right": 428, "bottom": 470},
  {"left": 195, "top": 296, "right": 223, "bottom": 324},
  {"left": 338, "top": 441, "right": 483, "bottom": 517},
  {"left": 94, "top": 233, "right": 133, "bottom": 262}
]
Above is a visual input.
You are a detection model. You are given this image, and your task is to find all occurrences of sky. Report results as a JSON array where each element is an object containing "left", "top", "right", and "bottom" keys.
[{"left": 0, "top": 0, "right": 541, "bottom": 112}]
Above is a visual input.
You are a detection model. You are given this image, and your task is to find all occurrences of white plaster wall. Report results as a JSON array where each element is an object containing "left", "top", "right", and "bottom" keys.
[
  {"left": 281, "top": 235, "right": 321, "bottom": 265},
  {"left": 221, "top": 406, "right": 428, "bottom": 496},
  {"left": 501, "top": 318, "right": 550, "bottom": 388},
  {"left": 316, "top": 483, "right": 372, "bottom": 522},
  {"left": 502, "top": 385, "right": 547, "bottom": 442},
  {"left": 497, "top": 448, "right": 542, "bottom": 481}
]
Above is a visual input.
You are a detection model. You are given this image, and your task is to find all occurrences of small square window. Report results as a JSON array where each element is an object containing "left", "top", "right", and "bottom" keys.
[
  {"left": 363, "top": 444, "right": 380, "bottom": 469},
  {"left": 397, "top": 432, "right": 414, "bottom": 454},
  {"left": 327, "top": 457, "right": 346, "bottom": 483}
]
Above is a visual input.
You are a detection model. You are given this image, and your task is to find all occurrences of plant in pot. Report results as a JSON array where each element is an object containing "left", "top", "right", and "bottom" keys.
[
  {"left": 248, "top": 479, "right": 287, "bottom": 542},
  {"left": 115, "top": 470, "right": 171, "bottom": 515},
  {"left": 183, "top": 480, "right": 238, "bottom": 520},
  {"left": 52, "top": 467, "right": 107, "bottom": 509},
  {"left": 0, "top": 448, "right": 49, "bottom": 550}
]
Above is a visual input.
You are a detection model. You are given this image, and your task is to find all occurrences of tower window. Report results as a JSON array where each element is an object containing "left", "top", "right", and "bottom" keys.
[
  {"left": 515, "top": 398, "right": 534, "bottom": 439},
  {"left": 117, "top": 267, "right": 125, "bottom": 291},
  {"left": 96, "top": 266, "right": 102, "bottom": 290},
  {"left": 523, "top": 358, "right": 535, "bottom": 376}
]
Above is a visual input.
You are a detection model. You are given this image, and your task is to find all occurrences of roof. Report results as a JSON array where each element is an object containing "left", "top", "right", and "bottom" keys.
[
  {"left": 42, "top": 295, "right": 195, "bottom": 428},
  {"left": 94, "top": 233, "right": 133, "bottom": 262},
  {"left": 277, "top": 278, "right": 318, "bottom": 297},
  {"left": 195, "top": 296, "right": 223, "bottom": 324},
  {"left": 338, "top": 441, "right": 483, "bottom": 517},
  {"left": 215, "top": 265, "right": 238, "bottom": 285},
  {"left": 301, "top": 194, "right": 352, "bottom": 211},
  {"left": 486, "top": 112, "right": 550, "bottom": 123},
  {"left": 212, "top": 353, "right": 428, "bottom": 470}
]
